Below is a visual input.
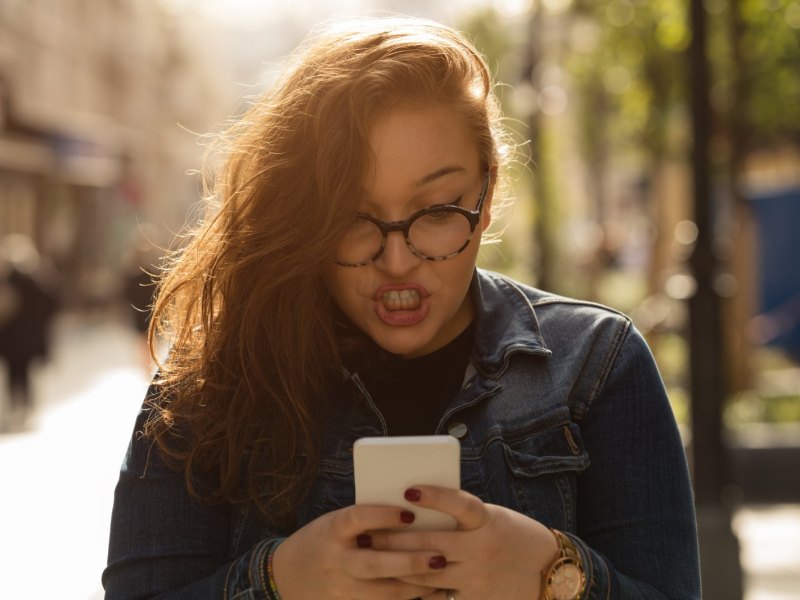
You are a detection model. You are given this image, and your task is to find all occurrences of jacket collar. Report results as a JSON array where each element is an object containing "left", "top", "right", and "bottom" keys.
[{"left": 470, "top": 269, "right": 551, "bottom": 377}]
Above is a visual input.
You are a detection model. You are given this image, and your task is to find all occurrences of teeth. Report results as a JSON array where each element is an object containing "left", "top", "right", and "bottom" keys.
[{"left": 382, "top": 289, "right": 421, "bottom": 311}]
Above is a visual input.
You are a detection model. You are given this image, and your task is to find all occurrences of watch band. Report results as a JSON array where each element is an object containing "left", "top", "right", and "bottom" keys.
[{"left": 541, "top": 529, "right": 586, "bottom": 600}]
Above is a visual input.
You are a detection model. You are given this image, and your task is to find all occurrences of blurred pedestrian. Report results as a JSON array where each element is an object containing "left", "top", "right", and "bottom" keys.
[
  {"left": 0, "top": 234, "right": 60, "bottom": 429},
  {"left": 104, "top": 16, "right": 700, "bottom": 600}
]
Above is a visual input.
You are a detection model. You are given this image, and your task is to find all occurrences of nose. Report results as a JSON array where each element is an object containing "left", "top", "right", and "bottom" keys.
[{"left": 375, "top": 230, "right": 422, "bottom": 276}]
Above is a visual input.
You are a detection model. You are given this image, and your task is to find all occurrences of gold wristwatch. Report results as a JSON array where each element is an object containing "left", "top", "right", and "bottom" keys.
[{"left": 541, "top": 529, "right": 586, "bottom": 600}]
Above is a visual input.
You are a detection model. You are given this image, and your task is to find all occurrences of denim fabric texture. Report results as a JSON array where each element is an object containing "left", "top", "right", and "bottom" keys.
[{"left": 103, "top": 269, "right": 701, "bottom": 599}]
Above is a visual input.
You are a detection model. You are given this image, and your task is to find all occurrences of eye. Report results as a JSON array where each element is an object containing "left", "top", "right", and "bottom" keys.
[
  {"left": 344, "top": 216, "right": 377, "bottom": 238},
  {"left": 428, "top": 196, "right": 462, "bottom": 209},
  {"left": 420, "top": 208, "right": 462, "bottom": 223}
]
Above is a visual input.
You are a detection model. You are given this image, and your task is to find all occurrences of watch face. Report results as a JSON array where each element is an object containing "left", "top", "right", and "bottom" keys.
[{"left": 550, "top": 560, "right": 584, "bottom": 600}]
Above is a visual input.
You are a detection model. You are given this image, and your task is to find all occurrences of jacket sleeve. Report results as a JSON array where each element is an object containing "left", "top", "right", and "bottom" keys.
[
  {"left": 102, "top": 393, "right": 281, "bottom": 600},
  {"left": 573, "top": 326, "right": 701, "bottom": 599}
]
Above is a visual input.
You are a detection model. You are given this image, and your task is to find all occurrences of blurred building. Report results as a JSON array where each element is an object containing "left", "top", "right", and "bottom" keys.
[{"left": 0, "top": 0, "right": 232, "bottom": 307}]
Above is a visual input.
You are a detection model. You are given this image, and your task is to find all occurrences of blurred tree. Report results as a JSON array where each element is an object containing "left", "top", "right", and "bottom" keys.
[
  {"left": 570, "top": 0, "right": 690, "bottom": 160},
  {"left": 568, "top": 0, "right": 691, "bottom": 303},
  {"left": 713, "top": 0, "right": 800, "bottom": 150},
  {"left": 709, "top": 1, "right": 800, "bottom": 393},
  {"left": 462, "top": 0, "right": 800, "bottom": 323},
  {"left": 568, "top": 0, "right": 800, "bottom": 174},
  {"left": 566, "top": 0, "right": 800, "bottom": 390},
  {"left": 686, "top": 2, "right": 744, "bottom": 595},
  {"left": 460, "top": 6, "right": 569, "bottom": 292}
]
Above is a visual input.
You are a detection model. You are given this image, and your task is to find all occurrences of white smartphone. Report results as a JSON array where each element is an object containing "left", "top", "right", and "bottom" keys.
[{"left": 353, "top": 435, "right": 461, "bottom": 531}]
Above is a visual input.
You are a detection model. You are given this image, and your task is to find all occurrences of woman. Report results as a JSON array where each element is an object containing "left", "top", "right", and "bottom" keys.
[{"left": 104, "top": 17, "right": 700, "bottom": 600}]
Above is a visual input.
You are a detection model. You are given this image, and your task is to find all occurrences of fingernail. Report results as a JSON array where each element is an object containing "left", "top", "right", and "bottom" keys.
[
  {"left": 429, "top": 555, "right": 447, "bottom": 569},
  {"left": 404, "top": 488, "right": 422, "bottom": 502},
  {"left": 400, "top": 510, "right": 416, "bottom": 524},
  {"left": 356, "top": 533, "right": 372, "bottom": 548}
]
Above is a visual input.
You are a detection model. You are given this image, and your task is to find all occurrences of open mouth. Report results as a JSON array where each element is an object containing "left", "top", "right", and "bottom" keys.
[
  {"left": 374, "top": 285, "right": 430, "bottom": 327},
  {"left": 381, "top": 289, "right": 421, "bottom": 311}
]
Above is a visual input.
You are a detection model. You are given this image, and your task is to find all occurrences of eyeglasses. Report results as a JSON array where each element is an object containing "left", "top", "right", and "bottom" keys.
[{"left": 333, "top": 172, "right": 491, "bottom": 267}]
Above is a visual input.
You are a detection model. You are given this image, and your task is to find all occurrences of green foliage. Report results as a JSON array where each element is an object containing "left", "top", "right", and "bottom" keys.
[
  {"left": 568, "top": 0, "right": 690, "bottom": 160},
  {"left": 728, "top": 1, "right": 800, "bottom": 145},
  {"left": 569, "top": 0, "right": 800, "bottom": 161},
  {"left": 726, "top": 391, "right": 800, "bottom": 424}
]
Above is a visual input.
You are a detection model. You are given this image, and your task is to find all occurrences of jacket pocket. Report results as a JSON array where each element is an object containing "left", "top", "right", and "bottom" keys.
[
  {"left": 494, "top": 406, "right": 589, "bottom": 528},
  {"left": 502, "top": 419, "right": 589, "bottom": 477}
]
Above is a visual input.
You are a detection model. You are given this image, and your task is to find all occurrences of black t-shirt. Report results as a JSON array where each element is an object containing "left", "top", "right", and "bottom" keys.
[{"left": 356, "top": 323, "right": 475, "bottom": 435}]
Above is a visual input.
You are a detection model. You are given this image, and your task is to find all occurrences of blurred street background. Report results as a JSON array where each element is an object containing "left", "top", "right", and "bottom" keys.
[{"left": 1, "top": 1, "right": 799, "bottom": 598}]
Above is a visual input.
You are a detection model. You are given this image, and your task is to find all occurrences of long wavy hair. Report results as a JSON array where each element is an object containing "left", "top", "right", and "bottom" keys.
[{"left": 145, "top": 16, "right": 510, "bottom": 526}]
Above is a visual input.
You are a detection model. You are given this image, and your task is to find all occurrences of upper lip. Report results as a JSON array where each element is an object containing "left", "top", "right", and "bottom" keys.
[{"left": 374, "top": 282, "right": 429, "bottom": 300}]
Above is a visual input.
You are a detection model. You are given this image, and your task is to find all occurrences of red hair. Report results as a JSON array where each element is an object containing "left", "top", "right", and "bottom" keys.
[{"left": 146, "top": 16, "right": 508, "bottom": 524}]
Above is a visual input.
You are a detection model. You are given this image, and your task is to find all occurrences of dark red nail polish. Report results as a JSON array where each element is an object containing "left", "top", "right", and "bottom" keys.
[
  {"left": 400, "top": 510, "right": 415, "bottom": 523},
  {"left": 356, "top": 533, "right": 372, "bottom": 548},
  {"left": 429, "top": 555, "right": 447, "bottom": 569},
  {"left": 404, "top": 488, "right": 422, "bottom": 502}
]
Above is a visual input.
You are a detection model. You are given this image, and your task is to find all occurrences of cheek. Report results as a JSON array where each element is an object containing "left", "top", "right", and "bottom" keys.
[
  {"left": 446, "top": 243, "right": 480, "bottom": 283},
  {"left": 432, "top": 254, "right": 478, "bottom": 308},
  {"left": 322, "top": 268, "right": 342, "bottom": 304},
  {"left": 460, "top": 248, "right": 480, "bottom": 281},
  {"left": 323, "top": 267, "right": 361, "bottom": 314}
]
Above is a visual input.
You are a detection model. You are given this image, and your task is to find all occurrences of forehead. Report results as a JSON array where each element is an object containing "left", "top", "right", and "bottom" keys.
[{"left": 365, "top": 105, "right": 481, "bottom": 193}]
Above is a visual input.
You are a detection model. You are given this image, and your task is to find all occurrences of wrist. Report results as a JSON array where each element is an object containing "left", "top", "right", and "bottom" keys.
[
  {"left": 262, "top": 537, "right": 286, "bottom": 600},
  {"left": 540, "top": 529, "right": 586, "bottom": 600}
]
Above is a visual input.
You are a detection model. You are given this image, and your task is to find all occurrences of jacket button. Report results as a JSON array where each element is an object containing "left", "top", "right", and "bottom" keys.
[{"left": 447, "top": 421, "right": 468, "bottom": 439}]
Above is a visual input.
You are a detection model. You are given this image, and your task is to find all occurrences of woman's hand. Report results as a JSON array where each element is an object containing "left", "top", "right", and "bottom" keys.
[
  {"left": 370, "top": 486, "right": 560, "bottom": 600},
  {"left": 272, "top": 503, "right": 447, "bottom": 599}
]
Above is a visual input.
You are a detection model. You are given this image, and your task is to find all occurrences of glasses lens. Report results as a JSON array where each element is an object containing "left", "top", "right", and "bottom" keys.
[
  {"left": 334, "top": 208, "right": 476, "bottom": 265},
  {"left": 334, "top": 217, "right": 383, "bottom": 265},
  {"left": 408, "top": 209, "right": 473, "bottom": 259}
]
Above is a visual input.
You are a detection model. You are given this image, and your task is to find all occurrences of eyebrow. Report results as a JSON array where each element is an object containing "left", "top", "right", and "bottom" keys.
[{"left": 415, "top": 165, "right": 466, "bottom": 187}]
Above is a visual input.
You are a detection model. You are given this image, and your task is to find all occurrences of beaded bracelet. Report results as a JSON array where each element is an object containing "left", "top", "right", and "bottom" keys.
[{"left": 265, "top": 537, "right": 285, "bottom": 600}]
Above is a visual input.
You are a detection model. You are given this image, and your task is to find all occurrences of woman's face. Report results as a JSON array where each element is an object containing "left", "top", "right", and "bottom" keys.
[{"left": 324, "top": 105, "right": 492, "bottom": 358}]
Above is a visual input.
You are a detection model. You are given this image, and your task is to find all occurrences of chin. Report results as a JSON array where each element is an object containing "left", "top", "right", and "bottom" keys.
[{"left": 372, "top": 330, "right": 431, "bottom": 358}]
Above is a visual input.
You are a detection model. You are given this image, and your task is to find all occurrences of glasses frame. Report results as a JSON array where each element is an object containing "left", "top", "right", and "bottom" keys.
[{"left": 335, "top": 171, "right": 491, "bottom": 267}]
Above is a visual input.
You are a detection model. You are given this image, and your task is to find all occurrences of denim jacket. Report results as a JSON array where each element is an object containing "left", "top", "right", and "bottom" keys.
[{"left": 104, "top": 269, "right": 701, "bottom": 599}]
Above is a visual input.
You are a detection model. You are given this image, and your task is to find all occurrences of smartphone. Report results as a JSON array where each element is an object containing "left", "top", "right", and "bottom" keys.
[{"left": 353, "top": 435, "right": 461, "bottom": 531}]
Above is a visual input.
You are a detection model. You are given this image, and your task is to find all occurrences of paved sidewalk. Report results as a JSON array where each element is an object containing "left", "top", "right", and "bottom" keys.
[
  {"left": 733, "top": 505, "right": 800, "bottom": 600},
  {"left": 0, "top": 310, "right": 149, "bottom": 600},
  {"left": 0, "top": 310, "right": 798, "bottom": 599}
]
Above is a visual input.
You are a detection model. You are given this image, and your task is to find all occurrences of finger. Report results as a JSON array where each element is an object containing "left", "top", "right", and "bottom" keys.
[
  {"left": 404, "top": 485, "right": 489, "bottom": 531},
  {"left": 370, "top": 529, "right": 451, "bottom": 555},
  {"left": 351, "top": 577, "right": 438, "bottom": 600},
  {"left": 417, "top": 591, "right": 449, "bottom": 600},
  {"left": 416, "top": 591, "right": 449, "bottom": 600},
  {"left": 396, "top": 560, "right": 469, "bottom": 591},
  {"left": 395, "top": 569, "right": 456, "bottom": 591},
  {"left": 331, "top": 504, "right": 417, "bottom": 539},
  {"left": 345, "top": 548, "right": 450, "bottom": 579}
]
